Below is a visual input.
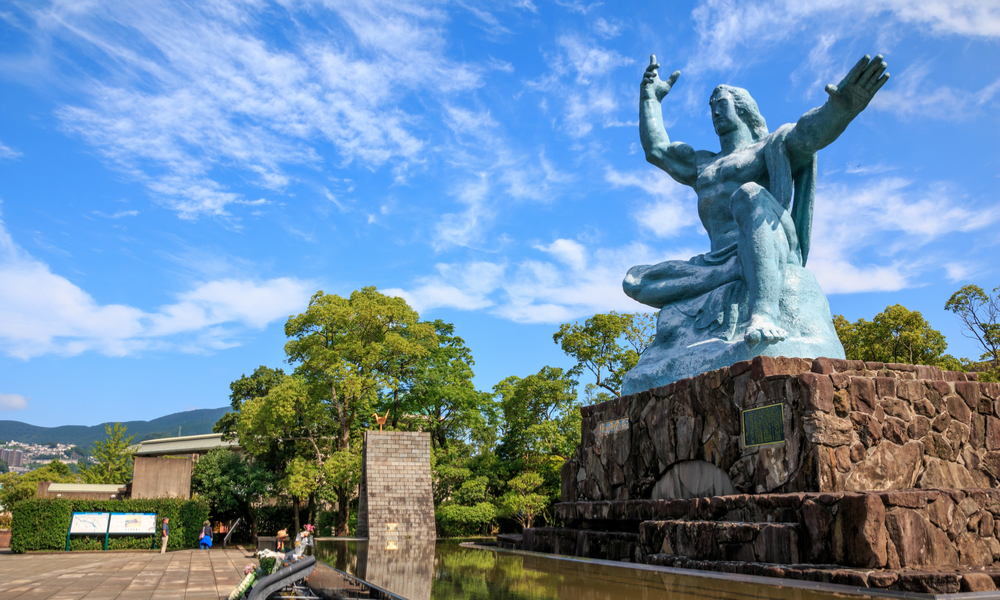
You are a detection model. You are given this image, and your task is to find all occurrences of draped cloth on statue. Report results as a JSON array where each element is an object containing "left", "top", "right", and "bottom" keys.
[{"left": 621, "top": 125, "right": 844, "bottom": 396}]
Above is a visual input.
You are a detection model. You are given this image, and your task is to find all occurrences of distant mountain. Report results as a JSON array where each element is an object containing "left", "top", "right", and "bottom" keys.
[{"left": 0, "top": 407, "right": 231, "bottom": 451}]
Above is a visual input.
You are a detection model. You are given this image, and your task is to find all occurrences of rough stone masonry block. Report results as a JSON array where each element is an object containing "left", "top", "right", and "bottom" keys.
[
  {"left": 356, "top": 431, "right": 435, "bottom": 540},
  {"left": 566, "top": 357, "right": 1000, "bottom": 501}
]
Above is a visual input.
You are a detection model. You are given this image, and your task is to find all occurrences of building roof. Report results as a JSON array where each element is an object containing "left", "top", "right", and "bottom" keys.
[
  {"left": 130, "top": 433, "right": 238, "bottom": 456},
  {"left": 48, "top": 483, "right": 125, "bottom": 493}
]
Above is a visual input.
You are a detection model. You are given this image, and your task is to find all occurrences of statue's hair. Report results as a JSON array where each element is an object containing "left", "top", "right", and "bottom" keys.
[{"left": 710, "top": 85, "right": 768, "bottom": 141}]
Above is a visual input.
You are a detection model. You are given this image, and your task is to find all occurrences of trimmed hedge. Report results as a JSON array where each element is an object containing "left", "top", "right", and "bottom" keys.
[{"left": 11, "top": 497, "right": 210, "bottom": 553}]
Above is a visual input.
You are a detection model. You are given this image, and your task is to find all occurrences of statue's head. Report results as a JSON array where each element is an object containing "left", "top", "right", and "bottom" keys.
[{"left": 710, "top": 85, "right": 768, "bottom": 141}]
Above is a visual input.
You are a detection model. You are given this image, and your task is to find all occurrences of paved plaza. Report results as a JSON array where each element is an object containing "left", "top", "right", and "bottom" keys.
[{"left": 0, "top": 549, "right": 256, "bottom": 600}]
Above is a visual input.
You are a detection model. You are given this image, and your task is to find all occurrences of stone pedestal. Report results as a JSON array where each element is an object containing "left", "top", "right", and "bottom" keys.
[
  {"left": 563, "top": 356, "right": 998, "bottom": 502},
  {"left": 356, "top": 431, "right": 435, "bottom": 540},
  {"left": 526, "top": 357, "right": 1000, "bottom": 594}
]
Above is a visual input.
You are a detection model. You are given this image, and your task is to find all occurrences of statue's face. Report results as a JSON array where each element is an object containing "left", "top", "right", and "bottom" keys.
[{"left": 710, "top": 92, "right": 740, "bottom": 136}]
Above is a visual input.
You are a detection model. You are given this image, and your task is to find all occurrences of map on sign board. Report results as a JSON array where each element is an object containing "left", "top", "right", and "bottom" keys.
[
  {"left": 70, "top": 512, "right": 110, "bottom": 534},
  {"left": 108, "top": 513, "right": 158, "bottom": 534}
]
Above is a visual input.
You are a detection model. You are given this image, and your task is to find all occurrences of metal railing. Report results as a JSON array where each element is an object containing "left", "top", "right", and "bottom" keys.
[
  {"left": 322, "top": 566, "right": 408, "bottom": 600},
  {"left": 223, "top": 518, "right": 241, "bottom": 549}
]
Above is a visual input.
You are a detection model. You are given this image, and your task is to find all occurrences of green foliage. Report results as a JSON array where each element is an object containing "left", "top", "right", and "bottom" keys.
[
  {"left": 9, "top": 497, "right": 209, "bottom": 553},
  {"left": 437, "top": 502, "right": 498, "bottom": 537},
  {"left": 0, "top": 513, "right": 12, "bottom": 529},
  {"left": 493, "top": 366, "right": 580, "bottom": 467},
  {"left": 0, "top": 458, "right": 7, "bottom": 474},
  {"left": 78, "top": 423, "right": 135, "bottom": 484},
  {"left": 499, "top": 472, "right": 548, "bottom": 531},
  {"left": 553, "top": 311, "right": 655, "bottom": 401},
  {"left": 191, "top": 448, "right": 274, "bottom": 539},
  {"left": 0, "top": 462, "right": 79, "bottom": 512},
  {"left": 834, "top": 305, "right": 949, "bottom": 365},
  {"left": 946, "top": 285, "right": 1000, "bottom": 381}
]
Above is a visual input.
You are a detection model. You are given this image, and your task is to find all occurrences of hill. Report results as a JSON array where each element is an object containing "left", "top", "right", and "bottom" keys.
[{"left": 0, "top": 407, "right": 230, "bottom": 450}]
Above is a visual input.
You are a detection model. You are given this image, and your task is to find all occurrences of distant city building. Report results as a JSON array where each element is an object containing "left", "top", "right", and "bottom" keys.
[{"left": 0, "top": 448, "right": 23, "bottom": 467}]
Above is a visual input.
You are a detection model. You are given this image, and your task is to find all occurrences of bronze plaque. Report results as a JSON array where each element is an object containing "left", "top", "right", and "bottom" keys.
[
  {"left": 742, "top": 404, "right": 785, "bottom": 447},
  {"left": 597, "top": 418, "right": 629, "bottom": 435}
]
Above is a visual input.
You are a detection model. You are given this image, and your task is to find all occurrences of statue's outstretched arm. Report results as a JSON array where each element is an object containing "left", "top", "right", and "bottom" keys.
[
  {"left": 640, "top": 55, "right": 697, "bottom": 187},
  {"left": 786, "top": 54, "right": 889, "bottom": 169}
]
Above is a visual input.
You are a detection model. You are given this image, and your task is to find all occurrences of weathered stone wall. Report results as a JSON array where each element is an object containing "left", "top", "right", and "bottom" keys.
[
  {"left": 563, "top": 356, "right": 998, "bottom": 501},
  {"left": 356, "top": 431, "right": 435, "bottom": 540},
  {"left": 131, "top": 455, "right": 193, "bottom": 499}
]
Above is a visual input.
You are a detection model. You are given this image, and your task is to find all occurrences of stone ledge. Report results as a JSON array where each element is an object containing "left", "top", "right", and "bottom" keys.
[
  {"left": 564, "top": 357, "right": 1000, "bottom": 503},
  {"left": 643, "top": 554, "right": 1000, "bottom": 594}
]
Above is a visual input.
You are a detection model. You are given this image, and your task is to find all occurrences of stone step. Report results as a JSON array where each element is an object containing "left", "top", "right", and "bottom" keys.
[
  {"left": 639, "top": 520, "right": 800, "bottom": 564},
  {"left": 521, "top": 527, "right": 639, "bottom": 562},
  {"left": 643, "top": 553, "right": 1000, "bottom": 594}
]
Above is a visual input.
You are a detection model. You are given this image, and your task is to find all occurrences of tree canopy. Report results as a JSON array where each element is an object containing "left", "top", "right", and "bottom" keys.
[
  {"left": 834, "top": 304, "right": 949, "bottom": 365},
  {"left": 78, "top": 423, "right": 135, "bottom": 485}
]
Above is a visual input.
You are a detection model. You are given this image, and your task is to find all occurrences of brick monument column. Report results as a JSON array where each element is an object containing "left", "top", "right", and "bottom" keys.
[{"left": 356, "top": 431, "right": 435, "bottom": 540}]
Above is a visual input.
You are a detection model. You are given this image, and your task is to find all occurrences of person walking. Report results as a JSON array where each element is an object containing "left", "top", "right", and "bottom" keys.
[
  {"left": 160, "top": 518, "right": 169, "bottom": 554},
  {"left": 199, "top": 520, "right": 213, "bottom": 550}
]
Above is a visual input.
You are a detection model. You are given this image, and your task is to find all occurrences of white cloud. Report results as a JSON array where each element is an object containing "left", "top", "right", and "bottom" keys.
[
  {"left": 688, "top": 0, "right": 1000, "bottom": 77},
  {"left": 393, "top": 240, "right": 684, "bottom": 323},
  {"left": 605, "top": 168, "right": 699, "bottom": 237},
  {"left": 593, "top": 18, "right": 622, "bottom": 39},
  {"left": 0, "top": 217, "right": 313, "bottom": 358},
  {"left": 0, "top": 393, "right": 29, "bottom": 410},
  {"left": 809, "top": 176, "right": 1000, "bottom": 294},
  {"left": 871, "top": 64, "right": 1000, "bottom": 120},
  {"left": 0, "top": 141, "right": 21, "bottom": 160},
  {"left": 16, "top": 0, "right": 481, "bottom": 217}
]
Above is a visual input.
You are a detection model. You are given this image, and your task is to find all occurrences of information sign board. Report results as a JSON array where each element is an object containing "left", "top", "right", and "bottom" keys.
[
  {"left": 742, "top": 404, "right": 785, "bottom": 447},
  {"left": 69, "top": 512, "right": 110, "bottom": 534},
  {"left": 108, "top": 513, "right": 158, "bottom": 534}
]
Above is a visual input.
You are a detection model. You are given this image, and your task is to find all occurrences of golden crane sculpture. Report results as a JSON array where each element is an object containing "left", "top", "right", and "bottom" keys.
[{"left": 372, "top": 410, "right": 389, "bottom": 432}]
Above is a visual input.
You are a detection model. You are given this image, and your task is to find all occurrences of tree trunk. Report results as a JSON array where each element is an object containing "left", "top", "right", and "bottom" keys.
[
  {"left": 293, "top": 496, "right": 300, "bottom": 534},
  {"left": 336, "top": 486, "right": 350, "bottom": 536},
  {"left": 305, "top": 494, "right": 316, "bottom": 528}
]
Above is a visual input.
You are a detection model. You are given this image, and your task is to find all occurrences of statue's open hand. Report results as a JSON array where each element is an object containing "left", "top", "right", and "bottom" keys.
[
  {"left": 825, "top": 54, "right": 889, "bottom": 116},
  {"left": 641, "top": 55, "right": 680, "bottom": 102}
]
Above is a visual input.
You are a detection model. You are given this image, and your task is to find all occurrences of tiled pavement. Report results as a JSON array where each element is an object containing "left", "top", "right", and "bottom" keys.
[{"left": 0, "top": 549, "right": 256, "bottom": 600}]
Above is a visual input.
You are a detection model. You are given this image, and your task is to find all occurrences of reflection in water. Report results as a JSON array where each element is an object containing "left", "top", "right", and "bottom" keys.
[{"left": 314, "top": 540, "right": 883, "bottom": 600}]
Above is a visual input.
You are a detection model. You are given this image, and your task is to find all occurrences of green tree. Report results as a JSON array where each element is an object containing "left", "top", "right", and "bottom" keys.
[
  {"left": 0, "top": 461, "right": 78, "bottom": 511},
  {"left": 237, "top": 287, "right": 435, "bottom": 535},
  {"left": 946, "top": 285, "right": 1000, "bottom": 381},
  {"left": 0, "top": 459, "right": 7, "bottom": 474},
  {"left": 493, "top": 366, "right": 580, "bottom": 467},
  {"left": 393, "top": 320, "right": 490, "bottom": 450},
  {"left": 215, "top": 366, "right": 286, "bottom": 440},
  {"left": 78, "top": 423, "right": 135, "bottom": 484},
  {"left": 500, "top": 472, "right": 548, "bottom": 530},
  {"left": 834, "top": 305, "right": 948, "bottom": 365},
  {"left": 554, "top": 311, "right": 655, "bottom": 402},
  {"left": 191, "top": 448, "right": 275, "bottom": 540}
]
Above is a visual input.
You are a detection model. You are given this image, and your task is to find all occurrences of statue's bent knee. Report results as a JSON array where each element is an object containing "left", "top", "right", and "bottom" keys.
[{"left": 729, "top": 182, "right": 767, "bottom": 213}]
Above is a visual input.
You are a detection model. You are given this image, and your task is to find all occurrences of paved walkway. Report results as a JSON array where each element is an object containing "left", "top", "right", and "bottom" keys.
[{"left": 0, "top": 549, "right": 256, "bottom": 600}]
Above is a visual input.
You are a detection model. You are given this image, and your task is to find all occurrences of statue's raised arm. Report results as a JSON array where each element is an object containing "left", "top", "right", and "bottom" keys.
[
  {"left": 639, "top": 55, "right": 697, "bottom": 187},
  {"left": 786, "top": 54, "right": 889, "bottom": 169}
]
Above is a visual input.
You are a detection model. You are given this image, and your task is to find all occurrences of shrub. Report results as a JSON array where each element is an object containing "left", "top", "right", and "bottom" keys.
[
  {"left": 10, "top": 497, "right": 210, "bottom": 553},
  {"left": 436, "top": 502, "right": 497, "bottom": 537},
  {"left": 0, "top": 513, "right": 13, "bottom": 529}
]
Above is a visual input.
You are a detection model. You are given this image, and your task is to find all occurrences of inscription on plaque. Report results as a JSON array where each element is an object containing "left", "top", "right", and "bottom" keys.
[
  {"left": 742, "top": 404, "right": 785, "bottom": 447},
  {"left": 598, "top": 418, "right": 629, "bottom": 435}
]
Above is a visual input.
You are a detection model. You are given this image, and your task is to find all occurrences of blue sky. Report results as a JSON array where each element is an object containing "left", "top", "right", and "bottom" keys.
[{"left": 0, "top": 0, "right": 998, "bottom": 426}]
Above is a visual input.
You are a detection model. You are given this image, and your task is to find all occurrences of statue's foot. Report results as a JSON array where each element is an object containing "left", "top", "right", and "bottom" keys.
[{"left": 744, "top": 315, "right": 787, "bottom": 346}]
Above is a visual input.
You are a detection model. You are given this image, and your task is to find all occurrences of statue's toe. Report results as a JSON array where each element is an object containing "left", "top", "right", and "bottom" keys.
[{"left": 744, "top": 328, "right": 763, "bottom": 346}]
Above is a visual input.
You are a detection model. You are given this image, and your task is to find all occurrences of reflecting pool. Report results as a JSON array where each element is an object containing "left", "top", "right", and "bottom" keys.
[{"left": 313, "top": 539, "right": 885, "bottom": 600}]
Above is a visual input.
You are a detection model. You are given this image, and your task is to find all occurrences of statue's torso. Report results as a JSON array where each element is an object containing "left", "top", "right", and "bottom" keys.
[{"left": 694, "top": 140, "right": 770, "bottom": 252}]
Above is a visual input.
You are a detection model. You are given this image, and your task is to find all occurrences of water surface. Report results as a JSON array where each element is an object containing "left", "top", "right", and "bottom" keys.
[{"left": 314, "top": 539, "right": 885, "bottom": 600}]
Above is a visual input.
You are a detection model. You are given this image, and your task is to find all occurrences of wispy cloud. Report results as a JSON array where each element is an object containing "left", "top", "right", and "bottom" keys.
[
  {"left": 871, "top": 64, "right": 1000, "bottom": 120},
  {"left": 810, "top": 176, "right": 1000, "bottom": 294},
  {"left": 390, "top": 239, "right": 683, "bottom": 323},
  {"left": 13, "top": 0, "right": 481, "bottom": 218},
  {"left": 0, "top": 217, "right": 314, "bottom": 358},
  {"left": 0, "top": 141, "right": 21, "bottom": 160}
]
